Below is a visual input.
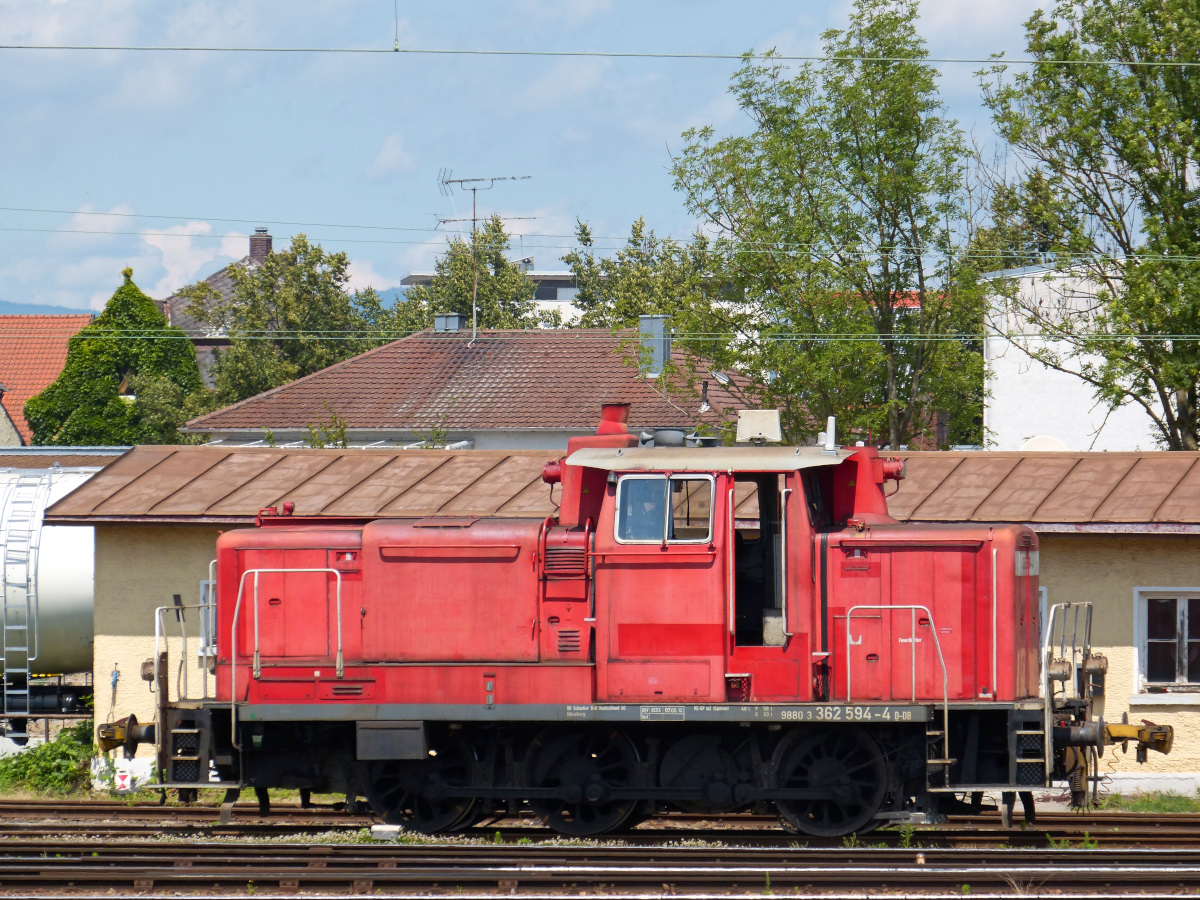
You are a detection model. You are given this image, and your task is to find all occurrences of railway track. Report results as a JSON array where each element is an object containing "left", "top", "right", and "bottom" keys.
[
  {"left": 0, "top": 801, "right": 1198, "bottom": 894},
  {"left": 0, "top": 799, "right": 1195, "bottom": 847},
  {"left": 0, "top": 841, "right": 1197, "bottom": 893}
]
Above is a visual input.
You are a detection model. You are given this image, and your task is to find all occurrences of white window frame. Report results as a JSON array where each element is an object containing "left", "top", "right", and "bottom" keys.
[
  {"left": 614, "top": 474, "right": 715, "bottom": 545},
  {"left": 1133, "top": 586, "right": 1200, "bottom": 696}
]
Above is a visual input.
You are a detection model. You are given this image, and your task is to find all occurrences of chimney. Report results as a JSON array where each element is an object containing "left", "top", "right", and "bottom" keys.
[
  {"left": 638, "top": 314, "right": 671, "bottom": 378},
  {"left": 434, "top": 312, "right": 468, "bottom": 332},
  {"left": 249, "top": 227, "right": 273, "bottom": 264}
]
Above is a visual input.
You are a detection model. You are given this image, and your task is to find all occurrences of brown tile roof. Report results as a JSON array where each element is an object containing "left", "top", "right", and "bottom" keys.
[
  {"left": 0, "top": 315, "right": 94, "bottom": 444},
  {"left": 46, "top": 445, "right": 1200, "bottom": 530},
  {"left": 183, "top": 329, "right": 754, "bottom": 435}
]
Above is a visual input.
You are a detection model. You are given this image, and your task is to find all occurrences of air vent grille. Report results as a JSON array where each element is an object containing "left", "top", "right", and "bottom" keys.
[
  {"left": 557, "top": 629, "right": 582, "bottom": 653},
  {"left": 544, "top": 547, "right": 587, "bottom": 575}
]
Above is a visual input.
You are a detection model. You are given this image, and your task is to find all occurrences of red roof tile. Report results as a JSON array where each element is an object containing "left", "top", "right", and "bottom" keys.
[
  {"left": 184, "top": 329, "right": 754, "bottom": 435},
  {"left": 0, "top": 315, "right": 94, "bottom": 445}
]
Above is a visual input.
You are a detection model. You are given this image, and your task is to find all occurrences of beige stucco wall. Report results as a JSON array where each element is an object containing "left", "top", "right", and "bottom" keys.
[
  {"left": 1040, "top": 533, "right": 1200, "bottom": 791},
  {"left": 0, "top": 405, "right": 21, "bottom": 446},
  {"left": 93, "top": 524, "right": 224, "bottom": 749}
]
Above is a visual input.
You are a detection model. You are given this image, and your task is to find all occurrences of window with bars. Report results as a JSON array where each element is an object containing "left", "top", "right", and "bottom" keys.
[{"left": 1141, "top": 593, "right": 1200, "bottom": 688}]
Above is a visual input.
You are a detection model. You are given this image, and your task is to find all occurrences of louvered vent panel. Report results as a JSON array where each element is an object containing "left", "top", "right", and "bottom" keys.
[
  {"left": 557, "top": 629, "right": 582, "bottom": 653},
  {"left": 329, "top": 684, "right": 364, "bottom": 696},
  {"left": 544, "top": 547, "right": 587, "bottom": 575}
]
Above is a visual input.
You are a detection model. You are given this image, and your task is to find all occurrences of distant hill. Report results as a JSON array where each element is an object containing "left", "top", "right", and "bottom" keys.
[{"left": 0, "top": 299, "right": 94, "bottom": 317}]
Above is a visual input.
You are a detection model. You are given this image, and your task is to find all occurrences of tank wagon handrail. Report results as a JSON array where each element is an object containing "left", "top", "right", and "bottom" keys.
[
  {"left": 846, "top": 604, "right": 949, "bottom": 753},
  {"left": 229, "top": 567, "right": 344, "bottom": 751}
]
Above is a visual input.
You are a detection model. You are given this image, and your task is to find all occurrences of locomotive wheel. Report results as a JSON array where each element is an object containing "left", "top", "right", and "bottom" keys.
[
  {"left": 772, "top": 727, "right": 887, "bottom": 837},
  {"left": 526, "top": 728, "right": 640, "bottom": 836},
  {"left": 659, "top": 734, "right": 739, "bottom": 813},
  {"left": 363, "top": 736, "right": 478, "bottom": 834}
]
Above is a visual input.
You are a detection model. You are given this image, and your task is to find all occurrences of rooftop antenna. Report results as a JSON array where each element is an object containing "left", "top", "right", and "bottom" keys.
[{"left": 436, "top": 169, "right": 532, "bottom": 342}]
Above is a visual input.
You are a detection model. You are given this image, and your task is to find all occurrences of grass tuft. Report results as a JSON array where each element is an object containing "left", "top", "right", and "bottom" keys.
[{"left": 1099, "top": 790, "right": 1200, "bottom": 813}]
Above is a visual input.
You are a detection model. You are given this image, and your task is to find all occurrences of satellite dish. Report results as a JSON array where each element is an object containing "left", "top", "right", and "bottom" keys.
[{"left": 1020, "top": 435, "right": 1071, "bottom": 451}]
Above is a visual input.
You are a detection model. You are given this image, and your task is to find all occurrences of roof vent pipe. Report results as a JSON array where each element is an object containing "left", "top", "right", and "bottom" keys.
[{"left": 638, "top": 315, "right": 671, "bottom": 378}]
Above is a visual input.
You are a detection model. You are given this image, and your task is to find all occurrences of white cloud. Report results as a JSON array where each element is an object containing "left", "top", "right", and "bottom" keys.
[
  {"left": 512, "top": 0, "right": 613, "bottom": 27},
  {"left": 518, "top": 57, "right": 611, "bottom": 110},
  {"left": 918, "top": 0, "right": 1041, "bottom": 48},
  {"left": 396, "top": 235, "right": 452, "bottom": 277},
  {"left": 45, "top": 204, "right": 137, "bottom": 250},
  {"left": 346, "top": 259, "right": 400, "bottom": 293},
  {"left": 140, "top": 223, "right": 246, "bottom": 297},
  {"left": 366, "top": 134, "right": 414, "bottom": 180}
]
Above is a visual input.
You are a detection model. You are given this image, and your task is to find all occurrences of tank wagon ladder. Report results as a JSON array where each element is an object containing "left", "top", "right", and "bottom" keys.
[
  {"left": 845, "top": 604, "right": 954, "bottom": 790},
  {"left": 0, "top": 472, "right": 51, "bottom": 740}
]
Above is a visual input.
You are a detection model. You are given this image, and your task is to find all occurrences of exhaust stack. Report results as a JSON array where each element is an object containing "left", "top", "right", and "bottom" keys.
[{"left": 550, "top": 404, "right": 638, "bottom": 528}]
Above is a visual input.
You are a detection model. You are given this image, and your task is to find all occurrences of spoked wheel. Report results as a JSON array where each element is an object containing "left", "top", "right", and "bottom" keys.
[
  {"left": 772, "top": 727, "right": 887, "bottom": 837},
  {"left": 363, "top": 736, "right": 479, "bottom": 833},
  {"left": 526, "top": 728, "right": 641, "bottom": 836}
]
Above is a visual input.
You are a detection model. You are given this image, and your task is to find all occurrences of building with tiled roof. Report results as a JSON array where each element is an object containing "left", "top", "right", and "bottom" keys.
[
  {"left": 156, "top": 229, "right": 273, "bottom": 384},
  {"left": 183, "top": 319, "right": 755, "bottom": 449},
  {"left": 0, "top": 315, "right": 94, "bottom": 446}
]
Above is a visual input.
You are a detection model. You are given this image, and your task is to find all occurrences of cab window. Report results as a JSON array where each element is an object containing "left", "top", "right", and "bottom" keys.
[{"left": 616, "top": 475, "right": 713, "bottom": 544}]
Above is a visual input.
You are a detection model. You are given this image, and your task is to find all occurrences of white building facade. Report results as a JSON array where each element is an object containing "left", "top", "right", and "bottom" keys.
[{"left": 984, "top": 264, "right": 1161, "bottom": 451}]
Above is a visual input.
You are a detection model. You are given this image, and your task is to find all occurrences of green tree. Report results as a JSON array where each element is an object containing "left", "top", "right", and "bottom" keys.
[
  {"left": 406, "top": 215, "right": 559, "bottom": 329},
  {"left": 183, "top": 234, "right": 404, "bottom": 404},
  {"left": 671, "top": 0, "right": 986, "bottom": 447},
  {"left": 981, "top": 0, "right": 1200, "bottom": 449},
  {"left": 971, "top": 170, "right": 1084, "bottom": 271},
  {"left": 563, "top": 218, "right": 716, "bottom": 328},
  {"left": 24, "top": 269, "right": 204, "bottom": 445}
]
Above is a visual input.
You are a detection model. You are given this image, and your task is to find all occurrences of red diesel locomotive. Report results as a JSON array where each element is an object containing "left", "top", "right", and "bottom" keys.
[{"left": 102, "top": 405, "right": 1171, "bottom": 835}]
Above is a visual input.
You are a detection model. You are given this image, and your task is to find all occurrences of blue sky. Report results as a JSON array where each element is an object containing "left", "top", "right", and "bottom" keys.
[{"left": 0, "top": 0, "right": 1043, "bottom": 312}]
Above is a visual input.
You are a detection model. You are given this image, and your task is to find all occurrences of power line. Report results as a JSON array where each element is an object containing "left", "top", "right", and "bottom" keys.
[
  {"left": 8, "top": 329, "right": 1200, "bottom": 344},
  {"left": 0, "top": 44, "right": 1195, "bottom": 69},
  {"left": 5, "top": 224, "right": 1200, "bottom": 270},
  {"left": 0, "top": 206, "right": 448, "bottom": 234},
  {"left": 3, "top": 208, "right": 1194, "bottom": 266}
]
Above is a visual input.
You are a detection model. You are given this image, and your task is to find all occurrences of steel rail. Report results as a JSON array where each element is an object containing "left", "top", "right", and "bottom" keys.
[{"left": 4, "top": 843, "right": 1200, "bottom": 894}]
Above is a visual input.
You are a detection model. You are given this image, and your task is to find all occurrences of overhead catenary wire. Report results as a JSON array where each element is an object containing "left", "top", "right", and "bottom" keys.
[{"left": 0, "top": 44, "right": 1194, "bottom": 69}]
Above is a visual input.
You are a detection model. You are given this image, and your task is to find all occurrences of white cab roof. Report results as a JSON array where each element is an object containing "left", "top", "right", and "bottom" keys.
[{"left": 565, "top": 445, "right": 851, "bottom": 472}]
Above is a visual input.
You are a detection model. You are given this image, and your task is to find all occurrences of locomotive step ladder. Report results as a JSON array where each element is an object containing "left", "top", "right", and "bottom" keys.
[
  {"left": 924, "top": 722, "right": 956, "bottom": 789},
  {"left": 1013, "top": 722, "right": 1048, "bottom": 789},
  {"left": 168, "top": 727, "right": 203, "bottom": 784},
  {"left": 0, "top": 473, "right": 50, "bottom": 740},
  {"left": 926, "top": 724, "right": 955, "bottom": 787}
]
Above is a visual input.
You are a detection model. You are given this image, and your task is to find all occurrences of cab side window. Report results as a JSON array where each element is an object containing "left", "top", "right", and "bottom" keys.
[{"left": 616, "top": 475, "right": 713, "bottom": 544}]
